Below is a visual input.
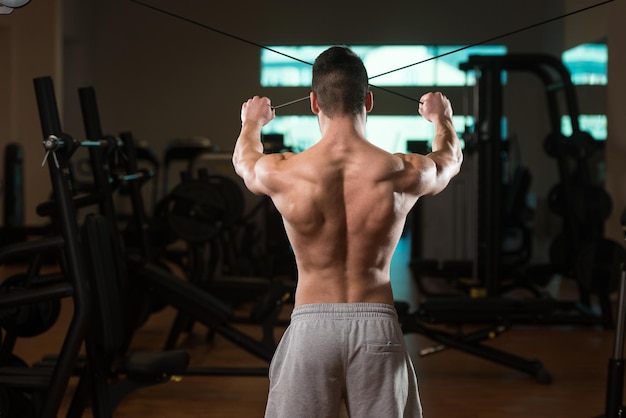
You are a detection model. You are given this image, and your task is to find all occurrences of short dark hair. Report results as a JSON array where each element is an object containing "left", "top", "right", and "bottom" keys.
[{"left": 312, "top": 46, "right": 369, "bottom": 117}]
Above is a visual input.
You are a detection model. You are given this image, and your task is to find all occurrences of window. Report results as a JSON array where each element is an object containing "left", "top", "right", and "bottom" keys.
[
  {"left": 562, "top": 43, "right": 607, "bottom": 85},
  {"left": 263, "top": 115, "right": 472, "bottom": 154},
  {"left": 561, "top": 115, "right": 607, "bottom": 140},
  {"left": 560, "top": 43, "right": 608, "bottom": 140}
]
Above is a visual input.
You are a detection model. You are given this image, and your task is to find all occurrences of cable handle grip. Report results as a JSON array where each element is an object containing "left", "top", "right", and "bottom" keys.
[
  {"left": 79, "top": 86, "right": 104, "bottom": 140},
  {"left": 33, "top": 76, "right": 63, "bottom": 137}
]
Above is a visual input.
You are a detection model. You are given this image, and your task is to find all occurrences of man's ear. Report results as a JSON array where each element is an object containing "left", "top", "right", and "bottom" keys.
[
  {"left": 365, "top": 91, "right": 374, "bottom": 113},
  {"left": 310, "top": 92, "right": 320, "bottom": 115}
]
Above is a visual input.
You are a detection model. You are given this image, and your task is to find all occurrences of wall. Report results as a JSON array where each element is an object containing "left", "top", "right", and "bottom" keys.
[
  {"left": 605, "top": 0, "right": 626, "bottom": 244},
  {"left": 0, "top": 0, "right": 61, "bottom": 226}
]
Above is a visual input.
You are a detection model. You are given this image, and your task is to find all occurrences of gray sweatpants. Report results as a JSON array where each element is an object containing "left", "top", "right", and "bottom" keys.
[{"left": 264, "top": 303, "right": 422, "bottom": 418}]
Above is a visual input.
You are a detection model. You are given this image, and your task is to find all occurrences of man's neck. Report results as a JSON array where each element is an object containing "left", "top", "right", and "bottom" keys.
[{"left": 317, "top": 111, "right": 367, "bottom": 140}]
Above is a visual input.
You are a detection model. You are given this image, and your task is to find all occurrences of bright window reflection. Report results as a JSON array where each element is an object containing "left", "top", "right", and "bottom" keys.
[
  {"left": 561, "top": 115, "right": 607, "bottom": 140},
  {"left": 562, "top": 43, "right": 607, "bottom": 85},
  {"left": 262, "top": 115, "right": 471, "bottom": 153},
  {"left": 261, "top": 45, "right": 507, "bottom": 87}
]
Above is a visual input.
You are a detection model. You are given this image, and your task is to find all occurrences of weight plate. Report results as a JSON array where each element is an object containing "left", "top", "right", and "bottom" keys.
[
  {"left": 165, "top": 179, "right": 227, "bottom": 242},
  {"left": 0, "top": 274, "right": 61, "bottom": 338},
  {"left": 205, "top": 175, "right": 246, "bottom": 226}
]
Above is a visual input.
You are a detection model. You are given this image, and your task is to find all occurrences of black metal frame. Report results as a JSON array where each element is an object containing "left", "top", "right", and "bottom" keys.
[
  {"left": 458, "top": 53, "right": 582, "bottom": 295},
  {"left": 79, "top": 86, "right": 279, "bottom": 374},
  {"left": 403, "top": 53, "right": 611, "bottom": 383},
  {"left": 0, "top": 76, "right": 91, "bottom": 418},
  {"left": 602, "top": 265, "right": 626, "bottom": 417}
]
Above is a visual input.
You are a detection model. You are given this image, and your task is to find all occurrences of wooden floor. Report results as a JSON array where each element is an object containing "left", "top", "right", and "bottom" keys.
[{"left": 4, "top": 236, "right": 624, "bottom": 417}]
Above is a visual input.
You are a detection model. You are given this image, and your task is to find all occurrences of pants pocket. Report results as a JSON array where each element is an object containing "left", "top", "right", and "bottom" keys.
[{"left": 366, "top": 342, "right": 404, "bottom": 354}]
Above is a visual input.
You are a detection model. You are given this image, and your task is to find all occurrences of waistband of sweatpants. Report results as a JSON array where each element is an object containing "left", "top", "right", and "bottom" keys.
[{"left": 290, "top": 303, "right": 398, "bottom": 321}]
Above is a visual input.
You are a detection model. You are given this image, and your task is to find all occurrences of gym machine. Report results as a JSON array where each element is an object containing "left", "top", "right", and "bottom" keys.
[
  {"left": 597, "top": 207, "right": 626, "bottom": 418},
  {"left": 2, "top": 143, "right": 25, "bottom": 243},
  {"left": 0, "top": 77, "right": 91, "bottom": 418},
  {"left": 403, "top": 53, "right": 620, "bottom": 383},
  {"left": 76, "top": 85, "right": 291, "bottom": 376},
  {"left": 1, "top": 143, "right": 53, "bottom": 250},
  {"left": 6, "top": 77, "right": 191, "bottom": 418},
  {"left": 601, "top": 262, "right": 626, "bottom": 417},
  {"left": 120, "top": 132, "right": 292, "bottom": 362}
]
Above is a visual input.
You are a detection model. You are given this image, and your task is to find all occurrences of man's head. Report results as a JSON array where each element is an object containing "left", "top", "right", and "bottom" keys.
[{"left": 311, "top": 46, "right": 370, "bottom": 118}]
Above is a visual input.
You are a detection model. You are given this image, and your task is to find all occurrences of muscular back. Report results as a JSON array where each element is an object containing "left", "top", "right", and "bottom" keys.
[{"left": 256, "top": 134, "right": 421, "bottom": 307}]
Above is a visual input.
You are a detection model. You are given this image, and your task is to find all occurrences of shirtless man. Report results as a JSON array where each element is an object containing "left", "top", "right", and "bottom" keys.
[{"left": 233, "top": 46, "right": 462, "bottom": 418}]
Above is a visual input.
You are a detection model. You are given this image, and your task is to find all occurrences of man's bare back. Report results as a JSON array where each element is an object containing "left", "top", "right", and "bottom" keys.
[
  {"left": 233, "top": 92, "right": 462, "bottom": 308},
  {"left": 264, "top": 128, "right": 421, "bottom": 306}
]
